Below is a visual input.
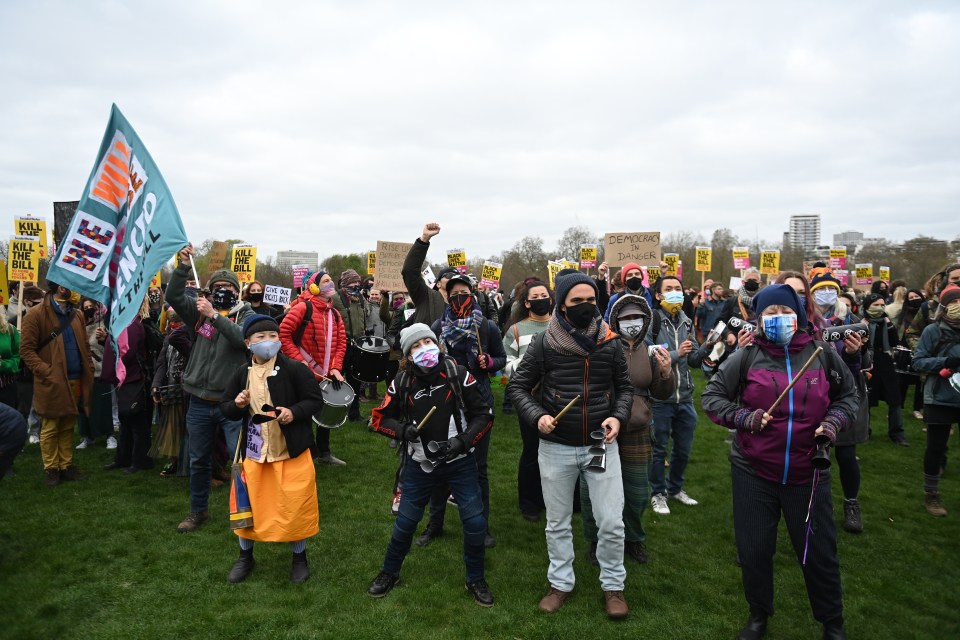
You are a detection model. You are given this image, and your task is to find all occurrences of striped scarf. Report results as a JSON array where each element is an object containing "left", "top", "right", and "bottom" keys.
[{"left": 545, "top": 310, "right": 607, "bottom": 357}]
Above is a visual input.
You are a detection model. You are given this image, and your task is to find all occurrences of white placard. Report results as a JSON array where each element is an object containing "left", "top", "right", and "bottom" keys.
[{"left": 263, "top": 285, "right": 291, "bottom": 306}]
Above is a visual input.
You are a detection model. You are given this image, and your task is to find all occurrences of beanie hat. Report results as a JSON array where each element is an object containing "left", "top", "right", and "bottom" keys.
[
  {"left": 621, "top": 262, "right": 643, "bottom": 280},
  {"left": 242, "top": 313, "right": 280, "bottom": 338},
  {"left": 207, "top": 269, "right": 240, "bottom": 291},
  {"left": 809, "top": 267, "right": 842, "bottom": 293},
  {"left": 751, "top": 283, "right": 807, "bottom": 328},
  {"left": 862, "top": 293, "right": 886, "bottom": 311},
  {"left": 303, "top": 270, "right": 328, "bottom": 293},
  {"left": 938, "top": 284, "right": 960, "bottom": 308},
  {"left": 339, "top": 269, "right": 362, "bottom": 288},
  {"left": 400, "top": 322, "right": 437, "bottom": 356},
  {"left": 557, "top": 268, "right": 580, "bottom": 279},
  {"left": 554, "top": 272, "right": 598, "bottom": 309}
]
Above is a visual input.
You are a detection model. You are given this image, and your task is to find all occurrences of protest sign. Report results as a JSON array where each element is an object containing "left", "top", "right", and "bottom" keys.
[
  {"left": 7, "top": 235, "right": 40, "bottom": 282},
  {"left": 263, "top": 285, "right": 291, "bottom": 306},
  {"left": 837, "top": 270, "right": 849, "bottom": 287},
  {"left": 230, "top": 244, "right": 257, "bottom": 283},
  {"left": 732, "top": 247, "right": 751, "bottom": 270},
  {"left": 760, "top": 250, "right": 780, "bottom": 275},
  {"left": 447, "top": 248, "right": 467, "bottom": 274},
  {"left": 479, "top": 261, "right": 503, "bottom": 290},
  {"left": 547, "top": 260, "right": 563, "bottom": 290},
  {"left": 579, "top": 244, "right": 598, "bottom": 269},
  {"left": 374, "top": 240, "right": 414, "bottom": 292},
  {"left": 855, "top": 264, "right": 873, "bottom": 286},
  {"left": 664, "top": 253, "right": 679, "bottom": 276},
  {"left": 829, "top": 247, "right": 847, "bottom": 271},
  {"left": 0, "top": 261, "right": 7, "bottom": 304},
  {"left": 604, "top": 232, "right": 660, "bottom": 268},
  {"left": 150, "top": 271, "right": 162, "bottom": 288},
  {"left": 695, "top": 246, "right": 712, "bottom": 272},
  {"left": 879, "top": 266, "right": 891, "bottom": 282},
  {"left": 292, "top": 264, "right": 310, "bottom": 288},
  {"left": 729, "top": 276, "right": 742, "bottom": 291},
  {"left": 14, "top": 217, "right": 49, "bottom": 259},
  {"left": 647, "top": 265, "right": 661, "bottom": 283},
  {"left": 206, "top": 240, "right": 229, "bottom": 276},
  {"left": 421, "top": 265, "right": 436, "bottom": 288},
  {"left": 367, "top": 251, "right": 376, "bottom": 275}
]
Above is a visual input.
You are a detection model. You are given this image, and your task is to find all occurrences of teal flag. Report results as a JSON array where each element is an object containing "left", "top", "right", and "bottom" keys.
[{"left": 46, "top": 104, "right": 188, "bottom": 338}]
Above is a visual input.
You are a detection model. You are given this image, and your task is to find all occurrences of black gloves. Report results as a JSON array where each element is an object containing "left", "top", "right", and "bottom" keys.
[
  {"left": 945, "top": 356, "right": 960, "bottom": 370},
  {"left": 442, "top": 436, "right": 466, "bottom": 460},
  {"left": 403, "top": 424, "right": 420, "bottom": 442}
]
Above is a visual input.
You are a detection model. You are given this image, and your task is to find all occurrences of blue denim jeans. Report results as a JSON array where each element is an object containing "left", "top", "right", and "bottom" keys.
[
  {"left": 186, "top": 397, "right": 242, "bottom": 513},
  {"left": 539, "top": 439, "right": 625, "bottom": 592},
  {"left": 650, "top": 402, "right": 697, "bottom": 496},
  {"left": 382, "top": 453, "right": 486, "bottom": 583}
]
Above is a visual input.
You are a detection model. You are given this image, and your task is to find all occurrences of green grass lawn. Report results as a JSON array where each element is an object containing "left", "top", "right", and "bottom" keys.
[{"left": 2, "top": 377, "right": 958, "bottom": 640}]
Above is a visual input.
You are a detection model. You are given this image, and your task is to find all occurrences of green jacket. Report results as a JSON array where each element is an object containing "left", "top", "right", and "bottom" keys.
[
  {"left": 0, "top": 327, "right": 21, "bottom": 375},
  {"left": 166, "top": 264, "right": 254, "bottom": 400},
  {"left": 333, "top": 291, "right": 368, "bottom": 339}
]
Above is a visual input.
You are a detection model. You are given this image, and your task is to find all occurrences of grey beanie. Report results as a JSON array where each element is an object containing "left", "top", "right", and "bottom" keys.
[
  {"left": 400, "top": 322, "right": 437, "bottom": 356},
  {"left": 207, "top": 268, "right": 240, "bottom": 290}
]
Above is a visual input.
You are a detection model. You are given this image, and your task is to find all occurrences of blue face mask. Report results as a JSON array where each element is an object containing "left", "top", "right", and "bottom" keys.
[
  {"left": 249, "top": 340, "right": 282, "bottom": 360},
  {"left": 664, "top": 291, "right": 684, "bottom": 305},
  {"left": 761, "top": 313, "right": 797, "bottom": 345}
]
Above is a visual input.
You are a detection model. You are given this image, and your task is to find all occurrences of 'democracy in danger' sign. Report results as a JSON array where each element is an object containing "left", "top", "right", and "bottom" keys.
[
  {"left": 374, "top": 240, "right": 414, "bottom": 292},
  {"left": 603, "top": 232, "right": 660, "bottom": 268},
  {"left": 230, "top": 244, "right": 257, "bottom": 283}
]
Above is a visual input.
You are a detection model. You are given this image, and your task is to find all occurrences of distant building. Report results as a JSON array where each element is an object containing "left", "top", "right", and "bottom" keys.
[
  {"left": 788, "top": 214, "right": 821, "bottom": 254},
  {"left": 832, "top": 231, "right": 863, "bottom": 248},
  {"left": 277, "top": 250, "right": 318, "bottom": 273}
]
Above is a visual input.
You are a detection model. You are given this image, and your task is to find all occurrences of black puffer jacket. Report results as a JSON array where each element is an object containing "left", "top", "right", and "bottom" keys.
[{"left": 506, "top": 325, "right": 633, "bottom": 447}]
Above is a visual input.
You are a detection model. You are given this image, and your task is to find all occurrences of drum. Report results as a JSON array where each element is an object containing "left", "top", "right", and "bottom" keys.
[
  {"left": 949, "top": 372, "right": 960, "bottom": 395},
  {"left": 892, "top": 346, "right": 916, "bottom": 375},
  {"left": 312, "top": 380, "right": 356, "bottom": 429},
  {"left": 350, "top": 336, "right": 391, "bottom": 383}
]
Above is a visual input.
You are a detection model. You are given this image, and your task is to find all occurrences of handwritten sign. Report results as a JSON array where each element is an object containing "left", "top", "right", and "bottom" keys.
[
  {"left": 367, "top": 251, "right": 376, "bottom": 275},
  {"left": 230, "top": 244, "right": 257, "bottom": 283},
  {"left": 14, "top": 217, "right": 48, "bottom": 259},
  {"left": 263, "top": 285, "right": 291, "bottom": 306},
  {"left": 0, "top": 261, "right": 8, "bottom": 304},
  {"left": 603, "top": 231, "right": 661, "bottom": 268},
  {"left": 292, "top": 264, "right": 310, "bottom": 288},
  {"left": 547, "top": 260, "right": 563, "bottom": 290},
  {"left": 855, "top": 263, "right": 873, "bottom": 286},
  {"left": 479, "top": 261, "right": 503, "bottom": 290},
  {"left": 664, "top": 253, "right": 680, "bottom": 277},
  {"left": 447, "top": 248, "right": 467, "bottom": 274},
  {"left": 206, "top": 240, "right": 230, "bottom": 276},
  {"left": 695, "top": 246, "right": 712, "bottom": 272},
  {"left": 579, "top": 244, "right": 598, "bottom": 269},
  {"left": 829, "top": 247, "right": 847, "bottom": 271},
  {"left": 732, "top": 247, "right": 751, "bottom": 270},
  {"left": 879, "top": 266, "right": 891, "bottom": 282},
  {"left": 7, "top": 235, "right": 40, "bottom": 282},
  {"left": 760, "top": 250, "right": 780, "bottom": 276},
  {"left": 374, "top": 240, "right": 414, "bottom": 292}
]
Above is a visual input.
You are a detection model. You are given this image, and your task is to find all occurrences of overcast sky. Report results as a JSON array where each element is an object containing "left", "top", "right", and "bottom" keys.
[{"left": 1, "top": 1, "right": 957, "bottom": 263}]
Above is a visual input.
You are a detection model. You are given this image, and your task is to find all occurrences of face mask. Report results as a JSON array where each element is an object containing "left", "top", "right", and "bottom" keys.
[
  {"left": 56, "top": 290, "right": 81, "bottom": 306},
  {"left": 906, "top": 298, "right": 922, "bottom": 310},
  {"left": 660, "top": 290, "right": 684, "bottom": 314},
  {"left": 83, "top": 308, "right": 97, "bottom": 322},
  {"left": 319, "top": 282, "right": 337, "bottom": 298},
  {"left": 211, "top": 288, "right": 238, "bottom": 311},
  {"left": 528, "top": 298, "right": 552, "bottom": 317},
  {"left": 185, "top": 286, "right": 198, "bottom": 300},
  {"left": 866, "top": 307, "right": 886, "bottom": 319},
  {"left": 625, "top": 276, "right": 643, "bottom": 292},
  {"left": 744, "top": 280, "right": 760, "bottom": 293},
  {"left": 391, "top": 298, "right": 405, "bottom": 310},
  {"left": 148, "top": 292, "right": 162, "bottom": 304},
  {"left": 168, "top": 321, "right": 183, "bottom": 331},
  {"left": 945, "top": 305, "right": 960, "bottom": 322},
  {"left": 345, "top": 286, "right": 362, "bottom": 298},
  {"left": 814, "top": 289, "right": 838, "bottom": 307},
  {"left": 247, "top": 292, "right": 263, "bottom": 303},
  {"left": 564, "top": 302, "right": 596, "bottom": 329},
  {"left": 762, "top": 313, "right": 797, "bottom": 345},
  {"left": 450, "top": 293, "right": 473, "bottom": 318},
  {"left": 411, "top": 343, "right": 441, "bottom": 369},
  {"left": 249, "top": 340, "right": 281, "bottom": 360},
  {"left": 619, "top": 318, "right": 644, "bottom": 339}
]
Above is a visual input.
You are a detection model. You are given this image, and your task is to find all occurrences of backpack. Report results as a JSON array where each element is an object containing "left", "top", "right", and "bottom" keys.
[{"left": 393, "top": 356, "right": 467, "bottom": 431}]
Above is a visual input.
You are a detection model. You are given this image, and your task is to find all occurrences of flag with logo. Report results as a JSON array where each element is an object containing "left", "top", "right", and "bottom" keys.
[{"left": 45, "top": 105, "right": 188, "bottom": 345}]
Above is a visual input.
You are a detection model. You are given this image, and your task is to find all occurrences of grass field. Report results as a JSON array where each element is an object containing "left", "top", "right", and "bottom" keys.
[{"left": 1, "top": 377, "right": 958, "bottom": 640}]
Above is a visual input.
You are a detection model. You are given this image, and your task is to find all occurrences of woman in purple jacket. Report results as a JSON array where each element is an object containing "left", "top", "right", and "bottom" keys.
[{"left": 702, "top": 284, "right": 857, "bottom": 640}]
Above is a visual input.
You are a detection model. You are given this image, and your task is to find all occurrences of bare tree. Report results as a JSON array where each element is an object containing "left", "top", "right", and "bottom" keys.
[{"left": 555, "top": 225, "right": 596, "bottom": 263}]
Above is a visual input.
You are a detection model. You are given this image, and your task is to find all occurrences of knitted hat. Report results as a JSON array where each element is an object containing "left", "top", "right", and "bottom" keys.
[
  {"left": 809, "top": 267, "right": 842, "bottom": 293},
  {"left": 339, "top": 269, "right": 362, "bottom": 288},
  {"left": 556, "top": 268, "right": 580, "bottom": 279},
  {"left": 207, "top": 269, "right": 240, "bottom": 291},
  {"left": 303, "top": 270, "right": 328, "bottom": 292},
  {"left": 862, "top": 293, "right": 886, "bottom": 311},
  {"left": 400, "top": 322, "right": 437, "bottom": 356},
  {"left": 939, "top": 284, "right": 960, "bottom": 307},
  {"left": 621, "top": 262, "right": 643, "bottom": 279},
  {"left": 554, "top": 272, "right": 598, "bottom": 308},
  {"left": 242, "top": 313, "right": 280, "bottom": 338},
  {"left": 752, "top": 283, "right": 807, "bottom": 328}
]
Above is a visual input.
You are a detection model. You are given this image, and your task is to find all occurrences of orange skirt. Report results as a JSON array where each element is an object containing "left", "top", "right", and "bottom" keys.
[{"left": 235, "top": 450, "right": 319, "bottom": 543}]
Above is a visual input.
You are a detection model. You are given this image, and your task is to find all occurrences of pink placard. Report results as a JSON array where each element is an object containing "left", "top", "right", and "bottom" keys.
[{"left": 292, "top": 265, "right": 310, "bottom": 288}]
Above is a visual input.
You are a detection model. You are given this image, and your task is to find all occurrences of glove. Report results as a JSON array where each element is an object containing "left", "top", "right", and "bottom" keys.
[
  {"left": 817, "top": 422, "right": 838, "bottom": 444},
  {"left": 733, "top": 408, "right": 766, "bottom": 433},
  {"left": 403, "top": 423, "right": 420, "bottom": 442},
  {"left": 442, "top": 436, "right": 466, "bottom": 460},
  {"left": 944, "top": 356, "right": 960, "bottom": 370}
]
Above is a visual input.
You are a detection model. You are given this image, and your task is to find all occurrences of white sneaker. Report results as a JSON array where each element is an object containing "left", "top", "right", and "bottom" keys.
[
  {"left": 670, "top": 490, "right": 699, "bottom": 506},
  {"left": 106, "top": 436, "right": 118, "bottom": 450},
  {"left": 651, "top": 494, "right": 671, "bottom": 515},
  {"left": 316, "top": 452, "right": 346, "bottom": 466},
  {"left": 912, "top": 411, "right": 923, "bottom": 420},
  {"left": 76, "top": 437, "right": 94, "bottom": 450},
  {"left": 28, "top": 434, "right": 40, "bottom": 445}
]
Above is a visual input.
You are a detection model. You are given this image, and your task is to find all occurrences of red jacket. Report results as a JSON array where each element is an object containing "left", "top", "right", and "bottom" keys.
[{"left": 280, "top": 294, "right": 347, "bottom": 378}]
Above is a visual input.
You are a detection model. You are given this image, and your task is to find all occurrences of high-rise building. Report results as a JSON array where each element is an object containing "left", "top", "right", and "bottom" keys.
[
  {"left": 276, "top": 250, "right": 318, "bottom": 273},
  {"left": 788, "top": 214, "right": 821, "bottom": 254},
  {"left": 832, "top": 231, "right": 863, "bottom": 247}
]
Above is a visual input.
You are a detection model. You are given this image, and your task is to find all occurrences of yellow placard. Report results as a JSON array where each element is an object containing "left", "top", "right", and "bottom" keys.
[
  {"left": 479, "top": 261, "right": 503, "bottom": 288},
  {"left": 562, "top": 259, "right": 578, "bottom": 271},
  {"left": 367, "top": 251, "right": 376, "bottom": 275},
  {"left": 579, "top": 245, "right": 598, "bottom": 268},
  {"left": 230, "top": 244, "right": 257, "bottom": 283},
  {"left": 760, "top": 250, "right": 780, "bottom": 275},
  {"left": 647, "top": 266, "right": 661, "bottom": 283},
  {"left": 0, "top": 260, "right": 8, "bottom": 304},
  {"left": 14, "top": 217, "right": 48, "bottom": 259},
  {"left": 664, "top": 253, "right": 680, "bottom": 276},
  {"left": 150, "top": 271, "right": 162, "bottom": 288},
  {"left": 855, "top": 263, "right": 873, "bottom": 284},
  {"left": 447, "top": 248, "right": 467, "bottom": 273},
  {"left": 879, "top": 266, "right": 890, "bottom": 282},
  {"left": 732, "top": 247, "right": 750, "bottom": 270},
  {"left": 695, "top": 246, "right": 712, "bottom": 272},
  {"left": 547, "top": 261, "right": 563, "bottom": 290},
  {"left": 7, "top": 236, "right": 40, "bottom": 282}
]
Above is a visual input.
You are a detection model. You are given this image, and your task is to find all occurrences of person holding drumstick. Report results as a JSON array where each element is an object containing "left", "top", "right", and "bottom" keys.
[
  {"left": 702, "top": 284, "right": 857, "bottom": 640},
  {"left": 506, "top": 272, "right": 633, "bottom": 619}
]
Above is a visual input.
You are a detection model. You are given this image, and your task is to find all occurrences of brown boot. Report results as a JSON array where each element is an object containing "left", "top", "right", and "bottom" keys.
[
  {"left": 925, "top": 492, "right": 948, "bottom": 517},
  {"left": 44, "top": 469, "right": 61, "bottom": 487},
  {"left": 604, "top": 590, "right": 629, "bottom": 619},
  {"left": 60, "top": 466, "right": 86, "bottom": 481},
  {"left": 177, "top": 511, "right": 210, "bottom": 533},
  {"left": 538, "top": 587, "right": 573, "bottom": 613}
]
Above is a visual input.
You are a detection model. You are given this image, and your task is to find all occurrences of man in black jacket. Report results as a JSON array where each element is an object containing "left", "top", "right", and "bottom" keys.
[
  {"left": 506, "top": 272, "right": 634, "bottom": 620},
  {"left": 402, "top": 222, "right": 459, "bottom": 327}
]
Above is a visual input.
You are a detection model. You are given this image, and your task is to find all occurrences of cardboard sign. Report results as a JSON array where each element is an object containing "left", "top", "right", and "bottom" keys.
[
  {"left": 855, "top": 263, "right": 873, "bottom": 286},
  {"left": 732, "top": 247, "right": 751, "bottom": 270},
  {"left": 760, "top": 250, "right": 780, "bottom": 275},
  {"left": 421, "top": 265, "right": 436, "bottom": 288},
  {"left": 579, "top": 244, "right": 598, "bottom": 269},
  {"left": 547, "top": 260, "right": 563, "bottom": 290},
  {"left": 207, "top": 240, "right": 230, "bottom": 275},
  {"left": 479, "top": 261, "right": 503, "bottom": 290},
  {"left": 292, "top": 264, "right": 310, "bottom": 288},
  {"left": 14, "top": 217, "right": 49, "bottom": 259},
  {"left": 367, "top": 251, "right": 376, "bottom": 275},
  {"left": 604, "top": 232, "right": 661, "bottom": 268},
  {"left": 7, "top": 235, "right": 40, "bottom": 282},
  {"left": 879, "top": 266, "right": 891, "bottom": 282},
  {"left": 373, "top": 240, "right": 414, "bottom": 292},
  {"left": 230, "top": 244, "right": 257, "bottom": 283},
  {"left": 695, "top": 246, "right": 712, "bottom": 272},
  {"left": 664, "top": 253, "right": 680, "bottom": 276},
  {"left": 263, "top": 285, "right": 291, "bottom": 306},
  {"left": 0, "top": 260, "right": 8, "bottom": 304},
  {"left": 829, "top": 247, "right": 847, "bottom": 271},
  {"left": 447, "top": 248, "right": 467, "bottom": 274}
]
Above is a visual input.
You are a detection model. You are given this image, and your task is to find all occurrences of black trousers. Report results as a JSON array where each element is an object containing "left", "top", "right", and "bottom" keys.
[
  {"left": 427, "top": 427, "right": 491, "bottom": 530},
  {"left": 731, "top": 464, "right": 843, "bottom": 624},
  {"left": 517, "top": 413, "right": 544, "bottom": 515},
  {"left": 114, "top": 403, "right": 153, "bottom": 470},
  {"left": 0, "top": 404, "right": 27, "bottom": 480}
]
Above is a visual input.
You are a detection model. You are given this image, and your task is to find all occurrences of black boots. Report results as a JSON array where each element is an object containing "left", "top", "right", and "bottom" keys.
[
  {"left": 228, "top": 548, "right": 255, "bottom": 583},
  {"left": 291, "top": 551, "right": 310, "bottom": 584},
  {"left": 823, "top": 618, "right": 848, "bottom": 639},
  {"left": 737, "top": 608, "right": 768, "bottom": 640}
]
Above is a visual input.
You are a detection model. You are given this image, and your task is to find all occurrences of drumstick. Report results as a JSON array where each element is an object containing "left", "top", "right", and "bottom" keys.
[
  {"left": 766, "top": 346, "right": 823, "bottom": 415},
  {"left": 474, "top": 322, "right": 484, "bottom": 356},
  {"left": 551, "top": 395, "right": 582, "bottom": 427},
  {"left": 416, "top": 406, "right": 438, "bottom": 431}
]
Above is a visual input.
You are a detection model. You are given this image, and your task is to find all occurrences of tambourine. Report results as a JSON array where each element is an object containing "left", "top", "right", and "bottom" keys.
[{"left": 820, "top": 324, "right": 868, "bottom": 343}]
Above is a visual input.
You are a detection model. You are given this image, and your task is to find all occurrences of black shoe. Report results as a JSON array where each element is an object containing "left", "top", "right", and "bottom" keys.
[
  {"left": 502, "top": 406, "right": 513, "bottom": 415},
  {"left": 587, "top": 542, "right": 599, "bottom": 567},
  {"left": 520, "top": 510, "right": 539, "bottom": 523},
  {"left": 228, "top": 550, "right": 255, "bottom": 584},
  {"left": 123, "top": 466, "right": 141, "bottom": 475},
  {"left": 625, "top": 541, "right": 648, "bottom": 564},
  {"left": 415, "top": 526, "right": 442, "bottom": 548},
  {"left": 484, "top": 532, "right": 497, "bottom": 549},
  {"left": 291, "top": 551, "right": 309, "bottom": 584},
  {"left": 842, "top": 499, "right": 863, "bottom": 533},
  {"left": 737, "top": 609, "right": 768, "bottom": 640},
  {"left": 891, "top": 436, "right": 909, "bottom": 447},
  {"left": 823, "top": 619, "right": 847, "bottom": 640},
  {"left": 367, "top": 571, "right": 400, "bottom": 597},
  {"left": 103, "top": 461, "right": 124, "bottom": 471},
  {"left": 466, "top": 579, "right": 495, "bottom": 607}
]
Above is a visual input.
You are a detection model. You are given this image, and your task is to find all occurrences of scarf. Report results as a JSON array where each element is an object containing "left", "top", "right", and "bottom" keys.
[
  {"left": 738, "top": 286, "right": 755, "bottom": 307},
  {"left": 545, "top": 310, "right": 607, "bottom": 357},
  {"left": 867, "top": 316, "right": 891, "bottom": 356},
  {"left": 440, "top": 305, "right": 485, "bottom": 363}
]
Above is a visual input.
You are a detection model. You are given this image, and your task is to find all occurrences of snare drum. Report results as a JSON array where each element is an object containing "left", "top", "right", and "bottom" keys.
[
  {"left": 892, "top": 346, "right": 916, "bottom": 375},
  {"left": 312, "top": 380, "right": 356, "bottom": 429},
  {"left": 949, "top": 372, "right": 960, "bottom": 395},
  {"left": 350, "top": 336, "right": 391, "bottom": 383}
]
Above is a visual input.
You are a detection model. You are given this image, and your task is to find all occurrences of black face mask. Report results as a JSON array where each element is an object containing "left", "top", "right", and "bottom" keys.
[
  {"left": 906, "top": 298, "right": 922, "bottom": 310},
  {"left": 625, "top": 276, "right": 644, "bottom": 292},
  {"left": 212, "top": 288, "right": 238, "bottom": 310},
  {"left": 247, "top": 293, "right": 264, "bottom": 304},
  {"left": 744, "top": 280, "right": 760, "bottom": 293},
  {"left": 528, "top": 298, "right": 552, "bottom": 317},
  {"left": 564, "top": 303, "right": 596, "bottom": 329},
  {"left": 148, "top": 292, "right": 161, "bottom": 305},
  {"left": 83, "top": 308, "right": 97, "bottom": 321},
  {"left": 450, "top": 293, "right": 473, "bottom": 318}
]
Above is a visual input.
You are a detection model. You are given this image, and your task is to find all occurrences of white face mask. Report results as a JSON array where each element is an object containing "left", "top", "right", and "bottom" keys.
[
  {"left": 618, "top": 318, "right": 644, "bottom": 339},
  {"left": 814, "top": 289, "right": 838, "bottom": 307}
]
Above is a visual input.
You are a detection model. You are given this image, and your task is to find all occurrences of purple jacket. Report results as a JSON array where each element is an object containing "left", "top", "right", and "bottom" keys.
[
  {"left": 101, "top": 318, "right": 147, "bottom": 386},
  {"left": 702, "top": 331, "right": 857, "bottom": 485}
]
